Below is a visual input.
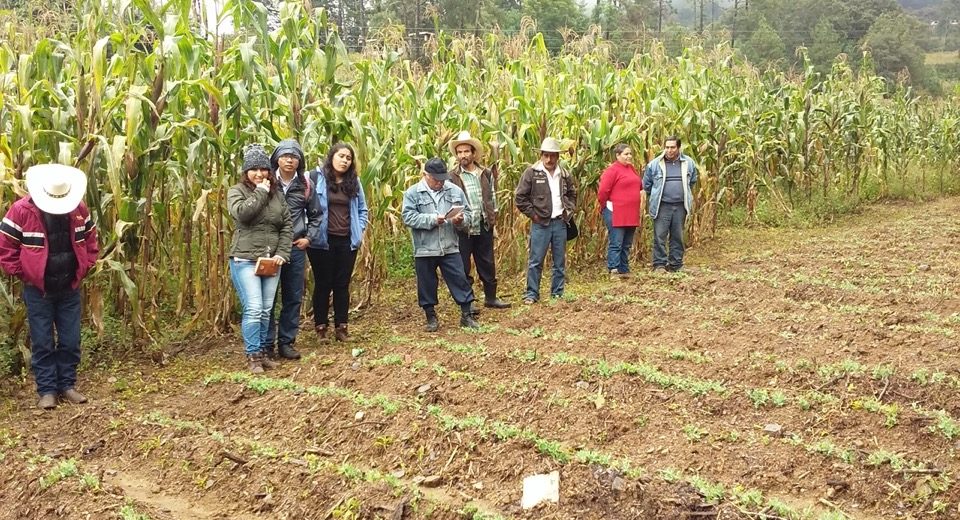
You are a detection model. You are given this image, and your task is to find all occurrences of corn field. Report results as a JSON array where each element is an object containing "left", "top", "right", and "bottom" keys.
[{"left": 1, "top": 0, "right": 959, "bottom": 367}]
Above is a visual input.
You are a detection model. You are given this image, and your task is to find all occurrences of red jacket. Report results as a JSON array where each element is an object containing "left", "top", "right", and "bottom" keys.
[
  {"left": 597, "top": 161, "right": 643, "bottom": 227},
  {"left": 0, "top": 196, "right": 99, "bottom": 293}
]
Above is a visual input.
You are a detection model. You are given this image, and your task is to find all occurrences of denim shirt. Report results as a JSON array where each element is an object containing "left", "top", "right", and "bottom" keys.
[
  {"left": 402, "top": 179, "right": 471, "bottom": 257},
  {"left": 310, "top": 169, "right": 369, "bottom": 251},
  {"left": 642, "top": 152, "right": 698, "bottom": 219}
]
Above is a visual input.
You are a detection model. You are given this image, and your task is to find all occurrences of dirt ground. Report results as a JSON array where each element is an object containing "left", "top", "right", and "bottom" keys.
[{"left": 2, "top": 197, "right": 959, "bottom": 520}]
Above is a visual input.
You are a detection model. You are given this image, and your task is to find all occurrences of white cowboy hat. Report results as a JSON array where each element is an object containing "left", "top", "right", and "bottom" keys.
[
  {"left": 448, "top": 130, "right": 484, "bottom": 158},
  {"left": 25, "top": 164, "right": 88, "bottom": 215},
  {"left": 537, "top": 137, "right": 563, "bottom": 153}
]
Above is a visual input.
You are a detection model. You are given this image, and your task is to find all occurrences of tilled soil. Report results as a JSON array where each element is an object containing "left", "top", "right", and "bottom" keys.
[{"left": 2, "top": 198, "right": 959, "bottom": 519}]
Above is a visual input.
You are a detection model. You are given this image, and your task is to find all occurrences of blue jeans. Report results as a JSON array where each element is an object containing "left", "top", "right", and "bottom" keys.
[
  {"left": 22, "top": 285, "right": 82, "bottom": 396},
  {"left": 652, "top": 203, "right": 687, "bottom": 270},
  {"left": 603, "top": 208, "right": 636, "bottom": 273},
  {"left": 525, "top": 218, "right": 567, "bottom": 301},
  {"left": 229, "top": 259, "right": 281, "bottom": 355},
  {"left": 267, "top": 247, "right": 306, "bottom": 347}
]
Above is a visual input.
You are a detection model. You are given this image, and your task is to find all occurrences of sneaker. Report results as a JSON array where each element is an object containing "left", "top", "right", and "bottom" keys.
[
  {"left": 37, "top": 393, "right": 57, "bottom": 410},
  {"left": 460, "top": 314, "right": 480, "bottom": 329},
  {"left": 60, "top": 388, "right": 88, "bottom": 404}
]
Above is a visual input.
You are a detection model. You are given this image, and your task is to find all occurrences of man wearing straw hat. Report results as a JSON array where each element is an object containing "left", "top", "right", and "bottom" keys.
[
  {"left": 448, "top": 130, "right": 510, "bottom": 314},
  {"left": 515, "top": 137, "right": 577, "bottom": 304},
  {"left": 0, "top": 164, "right": 99, "bottom": 410},
  {"left": 402, "top": 158, "right": 481, "bottom": 331}
]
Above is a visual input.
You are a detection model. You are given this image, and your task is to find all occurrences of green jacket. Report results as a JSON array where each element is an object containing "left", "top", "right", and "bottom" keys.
[{"left": 227, "top": 183, "right": 293, "bottom": 261}]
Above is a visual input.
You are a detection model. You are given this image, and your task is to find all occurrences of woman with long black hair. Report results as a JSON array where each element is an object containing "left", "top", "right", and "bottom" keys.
[{"left": 308, "top": 143, "right": 369, "bottom": 342}]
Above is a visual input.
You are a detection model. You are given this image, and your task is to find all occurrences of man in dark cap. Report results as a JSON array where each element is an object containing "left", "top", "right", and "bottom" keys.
[{"left": 401, "top": 158, "right": 480, "bottom": 331}]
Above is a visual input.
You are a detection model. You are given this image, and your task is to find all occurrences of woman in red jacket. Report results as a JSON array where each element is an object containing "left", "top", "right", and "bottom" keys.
[{"left": 597, "top": 144, "right": 642, "bottom": 276}]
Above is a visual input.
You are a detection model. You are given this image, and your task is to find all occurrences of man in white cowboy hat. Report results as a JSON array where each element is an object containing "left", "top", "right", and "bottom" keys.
[
  {"left": 447, "top": 130, "right": 510, "bottom": 313},
  {"left": 514, "top": 137, "right": 577, "bottom": 304},
  {"left": 0, "top": 164, "right": 99, "bottom": 410}
]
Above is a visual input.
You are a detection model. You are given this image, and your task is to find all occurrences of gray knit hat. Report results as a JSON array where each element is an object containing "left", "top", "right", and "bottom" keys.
[{"left": 242, "top": 144, "right": 271, "bottom": 173}]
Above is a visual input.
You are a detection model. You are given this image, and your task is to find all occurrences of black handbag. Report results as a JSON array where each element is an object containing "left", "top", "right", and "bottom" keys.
[{"left": 565, "top": 219, "right": 579, "bottom": 241}]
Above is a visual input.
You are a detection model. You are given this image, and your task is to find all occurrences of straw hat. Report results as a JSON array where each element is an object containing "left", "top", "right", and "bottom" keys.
[
  {"left": 537, "top": 137, "right": 563, "bottom": 153},
  {"left": 448, "top": 131, "right": 484, "bottom": 158},
  {"left": 25, "top": 164, "right": 87, "bottom": 215}
]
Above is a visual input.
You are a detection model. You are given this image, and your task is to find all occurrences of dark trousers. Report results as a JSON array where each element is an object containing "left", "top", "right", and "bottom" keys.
[
  {"left": 267, "top": 247, "right": 306, "bottom": 347},
  {"left": 652, "top": 203, "right": 687, "bottom": 269},
  {"left": 458, "top": 227, "right": 498, "bottom": 300},
  {"left": 308, "top": 236, "right": 358, "bottom": 326},
  {"left": 414, "top": 253, "right": 475, "bottom": 310},
  {"left": 22, "top": 285, "right": 82, "bottom": 396}
]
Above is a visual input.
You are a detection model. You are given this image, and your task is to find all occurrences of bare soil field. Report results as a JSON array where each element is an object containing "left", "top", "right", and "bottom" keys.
[{"left": 2, "top": 198, "right": 959, "bottom": 520}]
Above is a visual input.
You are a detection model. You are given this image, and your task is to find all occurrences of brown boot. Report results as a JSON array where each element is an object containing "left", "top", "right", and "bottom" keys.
[
  {"left": 247, "top": 354, "right": 264, "bottom": 374},
  {"left": 335, "top": 324, "right": 349, "bottom": 342},
  {"left": 37, "top": 393, "right": 57, "bottom": 410},
  {"left": 260, "top": 353, "right": 280, "bottom": 370},
  {"left": 315, "top": 324, "right": 329, "bottom": 342},
  {"left": 60, "top": 388, "right": 88, "bottom": 404}
]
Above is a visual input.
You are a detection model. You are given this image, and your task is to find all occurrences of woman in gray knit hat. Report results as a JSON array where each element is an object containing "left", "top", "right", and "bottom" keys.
[{"left": 227, "top": 144, "right": 293, "bottom": 373}]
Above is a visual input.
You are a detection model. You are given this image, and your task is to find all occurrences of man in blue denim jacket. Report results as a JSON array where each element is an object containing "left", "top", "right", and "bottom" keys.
[
  {"left": 642, "top": 136, "right": 698, "bottom": 272},
  {"left": 402, "top": 158, "right": 481, "bottom": 331}
]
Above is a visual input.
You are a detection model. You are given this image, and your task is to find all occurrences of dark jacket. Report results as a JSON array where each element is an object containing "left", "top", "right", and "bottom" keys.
[
  {"left": 227, "top": 183, "right": 293, "bottom": 261},
  {"left": 514, "top": 162, "right": 576, "bottom": 223},
  {"left": 449, "top": 164, "right": 496, "bottom": 231},
  {"left": 0, "top": 196, "right": 98, "bottom": 294},
  {"left": 270, "top": 140, "right": 322, "bottom": 245}
]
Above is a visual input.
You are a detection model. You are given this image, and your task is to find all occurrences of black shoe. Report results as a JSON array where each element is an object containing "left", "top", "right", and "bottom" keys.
[
  {"left": 460, "top": 314, "right": 480, "bottom": 329},
  {"left": 470, "top": 302, "right": 481, "bottom": 317},
  {"left": 425, "top": 316, "right": 439, "bottom": 332},
  {"left": 262, "top": 344, "right": 277, "bottom": 359},
  {"left": 278, "top": 343, "right": 301, "bottom": 360},
  {"left": 483, "top": 298, "right": 511, "bottom": 309},
  {"left": 424, "top": 309, "right": 439, "bottom": 332}
]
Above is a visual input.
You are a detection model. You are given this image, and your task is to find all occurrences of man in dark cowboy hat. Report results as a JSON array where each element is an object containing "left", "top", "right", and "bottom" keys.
[
  {"left": 448, "top": 130, "right": 510, "bottom": 313},
  {"left": 402, "top": 158, "right": 481, "bottom": 332}
]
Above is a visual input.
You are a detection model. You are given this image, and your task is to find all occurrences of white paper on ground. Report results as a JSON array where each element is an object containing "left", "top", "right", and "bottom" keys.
[{"left": 520, "top": 471, "right": 560, "bottom": 509}]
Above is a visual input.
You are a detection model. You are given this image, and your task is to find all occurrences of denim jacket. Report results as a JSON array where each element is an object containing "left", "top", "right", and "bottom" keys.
[
  {"left": 402, "top": 179, "right": 471, "bottom": 257},
  {"left": 642, "top": 152, "right": 698, "bottom": 219},
  {"left": 310, "top": 168, "right": 369, "bottom": 251}
]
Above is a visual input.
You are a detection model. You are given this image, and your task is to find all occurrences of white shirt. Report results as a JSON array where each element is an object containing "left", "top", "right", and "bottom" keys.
[
  {"left": 422, "top": 179, "right": 444, "bottom": 207},
  {"left": 276, "top": 169, "right": 294, "bottom": 195},
  {"left": 546, "top": 168, "right": 563, "bottom": 218}
]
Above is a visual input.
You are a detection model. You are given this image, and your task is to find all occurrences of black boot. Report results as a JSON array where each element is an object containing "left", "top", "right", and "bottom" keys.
[
  {"left": 278, "top": 343, "right": 301, "bottom": 360},
  {"left": 460, "top": 303, "right": 480, "bottom": 329},
  {"left": 424, "top": 307, "right": 439, "bottom": 332},
  {"left": 483, "top": 286, "right": 511, "bottom": 309}
]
